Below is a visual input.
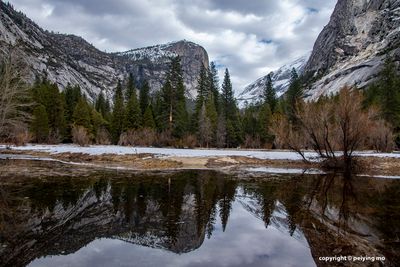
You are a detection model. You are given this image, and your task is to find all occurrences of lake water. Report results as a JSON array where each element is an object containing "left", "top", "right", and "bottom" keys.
[{"left": 0, "top": 170, "right": 399, "bottom": 267}]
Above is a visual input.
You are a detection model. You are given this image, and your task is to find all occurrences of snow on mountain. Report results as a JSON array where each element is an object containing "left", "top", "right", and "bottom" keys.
[
  {"left": 0, "top": 3, "right": 209, "bottom": 101},
  {"left": 237, "top": 52, "right": 310, "bottom": 107},
  {"left": 116, "top": 40, "right": 209, "bottom": 99},
  {"left": 117, "top": 43, "right": 178, "bottom": 63}
]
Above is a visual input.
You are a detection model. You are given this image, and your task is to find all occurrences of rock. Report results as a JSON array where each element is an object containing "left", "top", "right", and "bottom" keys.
[
  {"left": 240, "top": 0, "right": 400, "bottom": 103},
  {"left": 303, "top": 0, "right": 400, "bottom": 99},
  {"left": 0, "top": 2, "right": 209, "bottom": 102}
]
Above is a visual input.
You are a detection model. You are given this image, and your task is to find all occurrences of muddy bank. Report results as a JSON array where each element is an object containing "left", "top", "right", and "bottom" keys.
[{"left": 1, "top": 148, "right": 400, "bottom": 177}]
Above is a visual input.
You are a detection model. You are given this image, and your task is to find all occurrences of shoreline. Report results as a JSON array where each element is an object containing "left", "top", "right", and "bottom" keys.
[{"left": 1, "top": 144, "right": 400, "bottom": 177}]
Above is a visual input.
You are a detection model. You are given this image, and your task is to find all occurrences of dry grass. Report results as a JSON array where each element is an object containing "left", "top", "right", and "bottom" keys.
[{"left": 1, "top": 147, "right": 400, "bottom": 175}]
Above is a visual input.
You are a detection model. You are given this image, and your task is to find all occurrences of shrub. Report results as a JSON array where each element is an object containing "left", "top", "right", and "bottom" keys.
[
  {"left": 118, "top": 130, "right": 135, "bottom": 146},
  {"left": 138, "top": 128, "right": 157, "bottom": 146},
  {"left": 368, "top": 120, "right": 394, "bottom": 152},
  {"left": 11, "top": 124, "right": 32, "bottom": 146},
  {"left": 118, "top": 128, "right": 157, "bottom": 147},
  {"left": 155, "top": 131, "right": 174, "bottom": 147},
  {"left": 47, "top": 130, "right": 62, "bottom": 144},
  {"left": 96, "top": 127, "right": 111, "bottom": 145},
  {"left": 72, "top": 125, "right": 91, "bottom": 147},
  {"left": 243, "top": 134, "right": 261, "bottom": 149},
  {"left": 178, "top": 134, "right": 197, "bottom": 148}
]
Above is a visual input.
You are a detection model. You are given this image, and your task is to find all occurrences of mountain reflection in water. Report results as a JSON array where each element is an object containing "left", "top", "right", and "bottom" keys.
[{"left": 0, "top": 170, "right": 399, "bottom": 267}]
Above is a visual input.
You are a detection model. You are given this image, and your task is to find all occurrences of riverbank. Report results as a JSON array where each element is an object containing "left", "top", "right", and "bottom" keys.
[{"left": 1, "top": 144, "right": 400, "bottom": 177}]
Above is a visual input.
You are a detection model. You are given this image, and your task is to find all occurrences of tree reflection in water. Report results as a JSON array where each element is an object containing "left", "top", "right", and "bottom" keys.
[{"left": 0, "top": 170, "right": 399, "bottom": 267}]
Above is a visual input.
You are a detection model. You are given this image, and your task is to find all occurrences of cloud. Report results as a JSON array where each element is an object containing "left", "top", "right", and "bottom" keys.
[{"left": 10, "top": 0, "right": 337, "bottom": 91}]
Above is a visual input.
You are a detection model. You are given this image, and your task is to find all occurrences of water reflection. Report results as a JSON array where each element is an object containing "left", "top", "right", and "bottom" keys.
[{"left": 0, "top": 170, "right": 399, "bottom": 267}]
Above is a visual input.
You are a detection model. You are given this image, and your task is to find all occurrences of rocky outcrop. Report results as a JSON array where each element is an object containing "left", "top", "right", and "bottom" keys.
[
  {"left": 0, "top": 2, "right": 209, "bottom": 101},
  {"left": 241, "top": 0, "right": 400, "bottom": 102},
  {"left": 116, "top": 40, "right": 209, "bottom": 99},
  {"left": 303, "top": 0, "right": 400, "bottom": 99}
]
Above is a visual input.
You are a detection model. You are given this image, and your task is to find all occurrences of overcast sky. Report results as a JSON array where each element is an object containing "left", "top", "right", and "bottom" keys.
[{"left": 10, "top": 0, "right": 337, "bottom": 91}]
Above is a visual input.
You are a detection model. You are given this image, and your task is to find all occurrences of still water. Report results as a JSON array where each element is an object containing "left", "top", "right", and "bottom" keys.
[{"left": 0, "top": 170, "right": 399, "bottom": 267}]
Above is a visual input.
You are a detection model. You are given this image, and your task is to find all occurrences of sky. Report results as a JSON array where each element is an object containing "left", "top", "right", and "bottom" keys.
[{"left": 10, "top": 0, "right": 337, "bottom": 91}]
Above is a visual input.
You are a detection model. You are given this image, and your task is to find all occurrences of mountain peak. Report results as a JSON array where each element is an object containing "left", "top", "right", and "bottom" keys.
[
  {"left": 236, "top": 52, "right": 311, "bottom": 107},
  {"left": 0, "top": 3, "right": 209, "bottom": 101}
]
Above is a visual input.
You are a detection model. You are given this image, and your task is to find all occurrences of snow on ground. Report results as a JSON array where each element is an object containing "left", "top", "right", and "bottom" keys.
[
  {"left": 245, "top": 167, "right": 325, "bottom": 175},
  {"left": 0, "top": 144, "right": 317, "bottom": 160},
  {"left": 1, "top": 144, "right": 400, "bottom": 161}
]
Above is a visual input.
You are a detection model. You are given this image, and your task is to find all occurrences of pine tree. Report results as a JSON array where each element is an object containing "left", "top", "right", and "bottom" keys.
[
  {"left": 161, "top": 57, "right": 189, "bottom": 138},
  {"left": 31, "top": 78, "right": 66, "bottom": 140},
  {"left": 153, "top": 91, "right": 165, "bottom": 131},
  {"left": 220, "top": 68, "right": 241, "bottom": 147},
  {"left": 31, "top": 104, "right": 49, "bottom": 143},
  {"left": 139, "top": 80, "right": 150, "bottom": 115},
  {"left": 91, "top": 109, "right": 107, "bottom": 140},
  {"left": 125, "top": 86, "right": 141, "bottom": 130},
  {"left": 73, "top": 97, "right": 92, "bottom": 131},
  {"left": 242, "top": 104, "right": 260, "bottom": 141},
  {"left": 264, "top": 74, "right": 277, "bottom": 113},
  {"left": 208, "top": 62, "right": 220, "bottom": 113},
  {"left": 195, "top": 65, "right": 209, "bottom": 109},
  {"left": 95, "top": 91, "right": 108, "bottom": 118},
  {"left": 193, "top": 65, "right": 209, "bottom": 132},
  {"left": 286, "top": 68, "right": 303, "bottom": 124},
  {"left": 104, "top": 98, "right": 112, "bottom": 122},
  {"left": 111, "top": 81, "right": 125, "bottom": 143},
  {"left": 125, "top": 73, "right": 136, "bottom": 101},
  {"left": 379, "top": 58, "right": 400, "bottom": 128},
  {"left": 221, "top": 68, "right": 235, "bottom": 120},
  {"left": 143, "top": 105, "right": 156, "bottom": 129},
  {"left": 226, "top": 119, "right": 236, "bottom": 147},
  {"left": 173, "top": 99, "right": 189, "bottom": 138}
]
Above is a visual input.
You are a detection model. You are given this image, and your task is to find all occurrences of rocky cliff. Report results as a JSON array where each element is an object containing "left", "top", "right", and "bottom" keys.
[
  {"left": 241, "top": 0, "right": 400, "bottom": 103},
  {"left": 0, "top": 2, "right": 209, "bottom": 101},
  {"left": 303, "top": 0, "right": 400, "bottom": 99}
]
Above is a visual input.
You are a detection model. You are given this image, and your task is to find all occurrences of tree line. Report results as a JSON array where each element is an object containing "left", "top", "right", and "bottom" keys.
[
  {"left": 25, "top": 57, "right": 246, "bottom": 148},
  {"left": 1, "top": 49, "right": 399, "bottom": 154}
]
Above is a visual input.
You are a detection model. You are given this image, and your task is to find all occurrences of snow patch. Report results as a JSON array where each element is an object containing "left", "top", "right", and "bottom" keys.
[
  {"left": 245, "top": 167, "right": 325, "bottom": 175},
  {"left": 2, "top": 145, "right": 400, "bottom": 161}
]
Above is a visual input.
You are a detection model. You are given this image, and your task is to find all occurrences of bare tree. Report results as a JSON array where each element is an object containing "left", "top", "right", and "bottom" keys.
[
  {"left": 0, "top": 44, "right": 31, "bottom": 141},
  {"left": 270, "top": 113, "right": 309, "bottom": 161},
  {"left": 271, "top": 86, "right": 393, "bottom": 170}
]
